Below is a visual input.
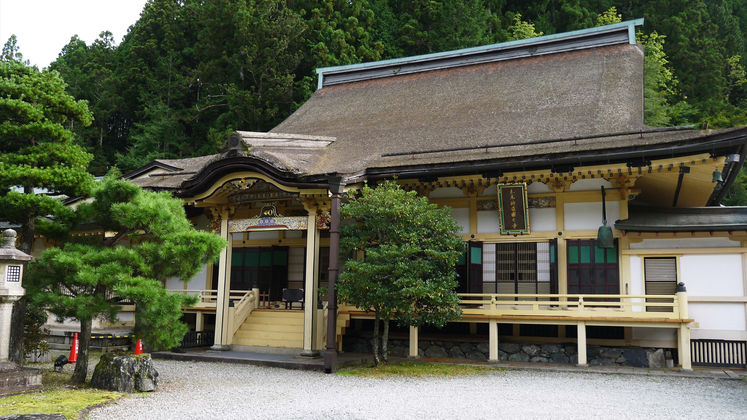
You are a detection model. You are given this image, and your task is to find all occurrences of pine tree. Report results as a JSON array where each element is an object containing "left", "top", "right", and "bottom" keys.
[{"left": 27, "top": 175, "right": 226, "bottom": 384}]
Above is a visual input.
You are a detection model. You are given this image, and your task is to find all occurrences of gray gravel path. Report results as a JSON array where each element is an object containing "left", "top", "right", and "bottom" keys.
[{"left": 87, "top": 360, "right": 747, "bottom": 420}]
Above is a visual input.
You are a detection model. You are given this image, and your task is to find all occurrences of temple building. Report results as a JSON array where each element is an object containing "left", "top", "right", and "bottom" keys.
[{"left": 39, "top": 19, "right": 747, "bottom": 369}]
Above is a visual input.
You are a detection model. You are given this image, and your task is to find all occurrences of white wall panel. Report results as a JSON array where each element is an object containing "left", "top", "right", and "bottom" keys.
[
  {"left": 185, "top": 263, "right": 208, "bottom": 290},
  {"left": 690, "top": 303, "right": 746, "bottom": 331},
  {"left": 166, "top": 276, "right": 183, "bottom": 291},
  {"left": 527, "top": 182, "right": 552, "bottom": 193},
  {"left": 451, "top": 208, "right": 470, "bottom": 234},
  {"left": 681, "top": 255, "right": 744, "bottom": 296},
  {"left": 630, "top": 237, "right": 740, "bottom": 249},
  {"left": 430, "top": 187, "right": 464, "bottom": 199},
  {"left": 477, "top": 210, "right": 501, "bottom": 234},
  {"left": 528, "top": 208, "right": 556, "bottom": 232},
  {"left": 248, "top": 231, "right": 278, "bottom": 240},
  {"left": 629, "top": 256, "right": 643, "bottom": 312},
  {"left": 564, "top": 202, "right": 620, "bottom": 231},
  {"left": 566, "top": 179, "right": 614, "bottom": 191},
  {"left": 479, "top": 184, "right": 497, "bottom": 197}
]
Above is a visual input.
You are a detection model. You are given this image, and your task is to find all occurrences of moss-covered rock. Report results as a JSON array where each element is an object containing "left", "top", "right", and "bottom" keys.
[{"left": 90, "top": 353, "right": 159, "bottom": 393}]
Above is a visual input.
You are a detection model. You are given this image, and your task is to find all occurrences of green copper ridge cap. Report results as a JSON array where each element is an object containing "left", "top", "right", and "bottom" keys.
[{"left": 316, "top": 18, "right": 644, "bottom": 90}]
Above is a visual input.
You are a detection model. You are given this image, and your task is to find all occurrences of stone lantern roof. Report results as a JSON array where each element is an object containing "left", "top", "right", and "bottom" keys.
[{"left": 0, "top": 230, "right": 32, "bottom": 262}]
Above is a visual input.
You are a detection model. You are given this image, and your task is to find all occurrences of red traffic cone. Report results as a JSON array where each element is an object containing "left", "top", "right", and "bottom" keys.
[
  {"left": 68, "top": 333, "right": 79, "bottom": 363},
  {"left": 134, "top": 338, "right": 143, "bottom": 355}
]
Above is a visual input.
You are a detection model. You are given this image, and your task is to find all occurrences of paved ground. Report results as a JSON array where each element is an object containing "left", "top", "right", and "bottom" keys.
[{"left": 87, "top": 358, "right": 747, "bottom": 420}]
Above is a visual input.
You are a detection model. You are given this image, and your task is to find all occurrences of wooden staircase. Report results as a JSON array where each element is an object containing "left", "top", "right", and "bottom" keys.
[
  {"left": 233, "top": 309, "right": 304, "bottom": 348},
  {"left": 232, "top": 308, "right": 351, "bottom": 349}
]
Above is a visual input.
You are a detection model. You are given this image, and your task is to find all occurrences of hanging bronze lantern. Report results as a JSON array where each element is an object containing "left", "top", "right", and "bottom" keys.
[
  {"left": 712, "top": 167, "right": 723, "bottom": 183},
  {"left": 597, "top": 186, "right": 614, "bottom": 249}
]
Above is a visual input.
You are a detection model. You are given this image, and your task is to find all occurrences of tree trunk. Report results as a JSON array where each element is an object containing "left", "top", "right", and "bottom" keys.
[
  {"left": 382, "top": 316, "right": 390, "bottom": 364},
  {"left": 372, "top": 311, "right": 380, "bottom": 366},
  {"left": 71, "top": 319, "right": 92, "bottom": 384},
  {"left": 8, "top": 297, "right": 27, "bottom": 365}
]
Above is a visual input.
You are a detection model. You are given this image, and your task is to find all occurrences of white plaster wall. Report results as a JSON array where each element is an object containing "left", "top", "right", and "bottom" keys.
[
  {"left": 451, "top": 208, "right": 470, "bottom": 234},
  {"left": 566, "top": 178, "right": 614, "bottom": 191},
  {"left": 629, "top": 256, "right": 644, "bottom": 312},
  {"left": 528, "top": 208, "right": 556, "bottom": 232},
  {"left": 527, "top": 182, "right": 552, "bottom": 193},
  {"left": 185, "top": 263, "right": 208, "bottom": 290},
  {"left": 285, "top": 231, "right": 304, "bottom": 239},
  {"left": 564, "top": 202, "right": 620, "bottom": 231},
  {"left": 166, "top": 276, "right": 183, "bottom": 291},
  {"left": 288, "top": 247, "right": 305, "bottom": 289},
  {"left": 632, "top": 327, "right": 677, "bottom": 341},
  {"left": 430, "top": 187, "right": 464, "bottom": 199},
  {"left": 477, "top": 211, "right": 501, "bottom": 234},
  {"left": 117, "top": 312, "right": 134, "bottom": 322},
  {"left": 630, "top": 237, "right": 740, "bottom": 249},
  {"left": 248, "top": 231, "right": 279, "bottom": 240},
  {"left": 690, "top": 303, "right": 746, "bottom": 331},
  {"left": 479, "top": 184, "right": 497, "bottom": 197},
  {"left": 231, "top": 232, "right": 244, "bottom": 241},
  {"left": 681, "top": 255, "right": 743, "bottom": 296}
]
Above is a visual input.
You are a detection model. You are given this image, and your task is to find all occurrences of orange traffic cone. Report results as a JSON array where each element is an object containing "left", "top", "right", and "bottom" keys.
[
  {"left": 134, "top": 338, "right": 143, "bottom": 355},
  {"left": 68, "top": 333, "right": 79, "bottom": 363}
]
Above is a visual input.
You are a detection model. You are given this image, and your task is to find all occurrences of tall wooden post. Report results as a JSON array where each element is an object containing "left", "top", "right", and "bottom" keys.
[
  {"left": 301, "top": 211, "right": 320, "bottom": 357},
  {"left": 676, "top": 282, "right": 692, "bottom": 371},
  {"left": 324, "top": 177, "right": 345, "bottom": 373},
  {"left": 212, "top": 211, "right": 232, "bottom": 351}
]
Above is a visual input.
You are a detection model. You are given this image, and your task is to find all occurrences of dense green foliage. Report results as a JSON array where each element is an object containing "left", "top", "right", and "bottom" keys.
[
  {"left": 6, "top": 1, "right": 747, "bottom": 199},
  {"left": 26, "top": 175, "right": 226, "bottom": 383},
  {"left": 7, "top": 0, "right": 743, "bottom": 177},
  {"left": 0, "top": 56, "right": 94, "bottom": 253},
  {"left": 337, "top": 182, "right": 464, "bottom": 365}
]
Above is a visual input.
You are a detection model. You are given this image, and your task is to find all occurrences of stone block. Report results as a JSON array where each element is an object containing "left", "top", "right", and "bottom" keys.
[
  {"left": 449, "top": 346, "right": 465, "bottom": 359},
  {"left": 590, "top": 358, "right": 615, "bottom": 366},
  {"left": 541, "top": 344, "right": 562, "bottom": 355},
  {"left": 647, "top": 349, "right": 666, "bottom": 368},
  {"left": 475, "top": 342, "right": 490, "bottom": 354},
  {"left": 90, "top": 353, "right": 159, "bottom": 393},
  {"left": 499, "top": 343, "right": 521, "bottom": 353},
  {"left": 564, "top": 345, "right": 577, "bottom": 355},
  {"left": 508, "top": 352, "right": 530, "bottom": 362},
  {"left": 599, "top": 348, "right": 622, "bottom": 358},
  {"left": 522, "top": 345, "right": 540, "bottom": 357},
  {"left": 460, "top": 342, "right": 474, "bottom": 353},
  {"left": 530, "top": 356, "right": 549, "bottom": 363},
  {"left": 465, "top": 350, "right": 487, "bottom": 361},
  {"left": 424, "top": 345, "right": 448, "bottom": 358},
  {"left": 550, "top": 353, "right": 570, "bottom": 364}
]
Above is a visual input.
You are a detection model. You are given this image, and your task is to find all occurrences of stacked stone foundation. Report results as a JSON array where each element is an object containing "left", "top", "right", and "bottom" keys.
[{"left": 343, "top": 338, "right": 674, "bottom": 368}]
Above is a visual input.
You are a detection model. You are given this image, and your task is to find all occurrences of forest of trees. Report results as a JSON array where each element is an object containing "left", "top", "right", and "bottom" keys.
[{"left": 5, "top": 1, "right": 747, "bottom": 201}]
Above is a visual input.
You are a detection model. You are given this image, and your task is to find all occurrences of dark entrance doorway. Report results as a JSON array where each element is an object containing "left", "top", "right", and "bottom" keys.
[{"left": 230, "top": 246, "right": 289, "bottom": 301}]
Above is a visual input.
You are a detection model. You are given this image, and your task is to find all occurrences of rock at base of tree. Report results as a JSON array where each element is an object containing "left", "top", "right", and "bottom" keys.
[
  {"left": 647, "top": 349, "right": 666, "bottom": 368},
  {"left": 90, "top": 353, "right": 159, "bottom": 393}
]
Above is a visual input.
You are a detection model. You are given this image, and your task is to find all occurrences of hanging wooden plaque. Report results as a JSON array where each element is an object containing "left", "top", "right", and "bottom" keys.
[{"left": 498, "top": 183, "right": 530, "bottom": 235}]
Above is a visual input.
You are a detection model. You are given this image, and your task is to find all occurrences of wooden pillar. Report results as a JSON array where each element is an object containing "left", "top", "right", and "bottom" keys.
[
  {"left": 489, "top": 319, "right": 499, "bottom": 362},
  {"left": 408, "top": 326, "right": 419, "bottom": 358},
  {"left": 195, "top": 312, "right": 204, "bottom": 332},
  {"left": 676, "top": 283, "right": 692, "bottom": 371},
  {"left": 577, "top": 320, "right": 587, "bottom": 366},
  {"left": 211, "top": 214, "right": 232, "bottom": 350},
  {"left": 301, "top": 213, "right": 320, "bottom": 357}
]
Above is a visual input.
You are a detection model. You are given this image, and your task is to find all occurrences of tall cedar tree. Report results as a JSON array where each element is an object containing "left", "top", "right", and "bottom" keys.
[
  {"left": 337, "top": 182, "right": 464, "bottom": 365},
  {"left": 0, "top": 52, "right": 94, "bottom": 364},
  {"left": 26, "top": 176, "right": 226, "bottom": 384}
]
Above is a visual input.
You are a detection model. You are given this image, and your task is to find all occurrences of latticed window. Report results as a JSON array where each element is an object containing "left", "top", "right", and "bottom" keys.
[
  {"left": 463, "top": 241, "right": 555, "bottom": 298},
  {"left": 566, "top": 239, "right": 619, "bottom": 296}
]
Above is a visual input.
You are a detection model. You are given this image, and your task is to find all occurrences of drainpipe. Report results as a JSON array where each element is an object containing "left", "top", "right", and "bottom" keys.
[{"left": 324, "top": 176, "right": 345, "bottom": 373}]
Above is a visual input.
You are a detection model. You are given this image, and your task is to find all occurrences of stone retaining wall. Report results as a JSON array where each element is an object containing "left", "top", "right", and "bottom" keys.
[{"left": 343, "top": 338, "right": 673, "bottom": 368}]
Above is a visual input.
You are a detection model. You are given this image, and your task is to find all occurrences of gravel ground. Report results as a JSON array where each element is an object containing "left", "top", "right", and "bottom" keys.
[{"left": 85, "top": 359, "right": 747, "bottom": 420}]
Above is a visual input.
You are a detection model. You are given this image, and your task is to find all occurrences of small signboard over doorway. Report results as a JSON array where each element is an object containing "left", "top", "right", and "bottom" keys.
[{"left": 498, "top": 183, "right": 530, "bottom": 235}]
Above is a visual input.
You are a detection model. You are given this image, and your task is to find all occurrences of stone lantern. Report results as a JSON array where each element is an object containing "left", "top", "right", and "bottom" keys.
[{"left": 0, "top": 229, "right": 40, "bottom": 394}]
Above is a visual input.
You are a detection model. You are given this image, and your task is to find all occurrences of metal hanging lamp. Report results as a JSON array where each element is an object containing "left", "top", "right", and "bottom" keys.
[
  {"left": 597, "top": 186, "right": 614, "bottom": 249},
  {"left": 712, "top": 166, "right": 723, "bottom": 183}
]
